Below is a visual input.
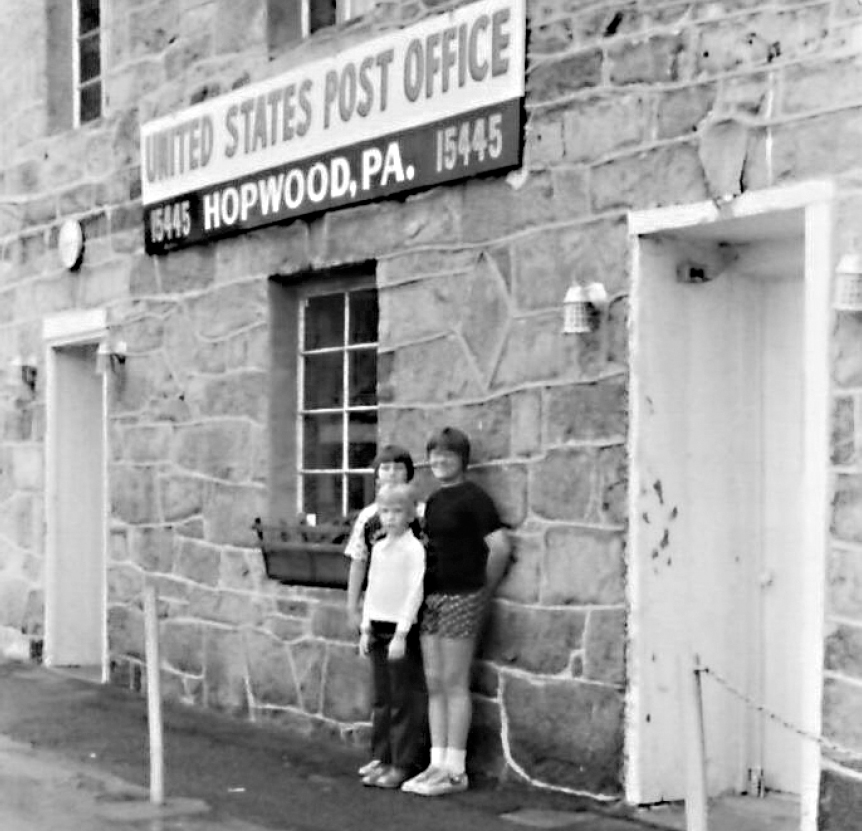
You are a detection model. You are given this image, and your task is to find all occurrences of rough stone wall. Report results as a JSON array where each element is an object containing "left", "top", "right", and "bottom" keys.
[
  {"left": 0, "top": 2, "right": 51, "bottom": 659},
  {"left": 0, "top": 0, "right": 862, "bottom": 816}
]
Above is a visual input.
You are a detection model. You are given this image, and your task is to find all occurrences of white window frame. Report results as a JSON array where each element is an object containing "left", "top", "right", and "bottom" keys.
[
  {"left": 297, "top": 284, "right": 378, "bottom": 519},
  {"left": 72, "top": 0, "right": 105, "bottom": 126},
  {"left": 300, "top": 0, "right": 374, "bottom": 36}
]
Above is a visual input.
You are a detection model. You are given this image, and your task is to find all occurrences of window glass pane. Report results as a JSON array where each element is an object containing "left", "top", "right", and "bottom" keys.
[
  {"left": 79, "top": 0, "right": 100, "bottom": 34},
  {"left": 303, "top": 414, "right": 343, "bottom": 469},
  {"left": 303, "top": 474, "right": 342, "bottom": 520},
  {"left": 348, "top": 288, "right": 378, "bottom": 345},
  {"left": 303, "top": 352, "right": 343, "bottom": 409},
  {"left": 304, "top": 294, "right": 343, "bottom": 350},
  {"left": 348, "top": 349, "right": 376, "bottom": 406},
  {"left": 348, "top": 474, "right": 374, "bottom": 513},
  {"left": 79, "top": 33, "right": 101, "bottom": 83},
  {"left": 348, "top": 411, "right": 377, "bottom": 469},
  {"left": 268, "top": 0, "right": 302, "bottom": 50},
  {"left": 309, "top": 0, "right": 337, "bottom": 32},
  {"left": 79, "top": 81, "right": 101, "bottom": 123}
]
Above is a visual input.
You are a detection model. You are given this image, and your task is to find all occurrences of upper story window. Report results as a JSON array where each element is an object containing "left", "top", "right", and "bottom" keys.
[
  {"left": 304, "top": 0, "right": 376, "bottom": 34},
  {"left": 268, "top": 0, "right": 376, "bottom": 51},
  {"left": 46, "top": 0, "right": 104, "bottom": 131},
  {"left": 299, "top": 285, "right": 378, "bottom": 521},
  {"left": 75, "top": 0, "right": 102, "bottom": 124}
]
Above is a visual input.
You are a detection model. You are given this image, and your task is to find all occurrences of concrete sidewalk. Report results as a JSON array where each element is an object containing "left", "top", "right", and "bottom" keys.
[
  {"left": 0, "top": 735, "right": 267, "bottom": 830},
  {"left": 0, "top": 660, "right": 644, "bottom": 831}
]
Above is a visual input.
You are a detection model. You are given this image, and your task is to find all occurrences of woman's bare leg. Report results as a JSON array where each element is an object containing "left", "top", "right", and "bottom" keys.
[
  {"left": 439, "top": 636, "right": 476, "bottom": 757},
  {"left": 420, "top": 634, "right": 447, "bottom": 756}
]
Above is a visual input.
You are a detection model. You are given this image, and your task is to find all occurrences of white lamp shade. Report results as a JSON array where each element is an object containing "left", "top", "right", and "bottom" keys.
[{"left": 563, "top": 286, "right": 590, "bottom": 334}]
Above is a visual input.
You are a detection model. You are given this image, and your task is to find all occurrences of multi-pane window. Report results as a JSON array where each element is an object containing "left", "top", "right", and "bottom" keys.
[
  {"left": 305, "top": 0, "right": 376, "bottom": 33},
  {"left": 75, "top": 0, "right": 102, "bottom": 124},
  {"left": 269, "top": 0, "right": 376, "bottom": 50},
  {"left": 299, "top": 287, "right": 378, "bottom": 521}
]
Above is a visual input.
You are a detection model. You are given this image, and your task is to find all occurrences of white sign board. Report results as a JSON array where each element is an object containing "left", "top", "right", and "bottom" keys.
[{"left": 139, "top": 0, "right": 525, "bottom": 252}]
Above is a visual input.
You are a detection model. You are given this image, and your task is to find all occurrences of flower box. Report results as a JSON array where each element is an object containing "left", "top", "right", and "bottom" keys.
[{"left": 252, "top": 517, "right": 352, "bottom": 589}]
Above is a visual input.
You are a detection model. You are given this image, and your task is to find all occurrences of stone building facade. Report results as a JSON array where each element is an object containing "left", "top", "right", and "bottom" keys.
[{"left": 0, "top": 0, "right": 862, "bottom": 828}]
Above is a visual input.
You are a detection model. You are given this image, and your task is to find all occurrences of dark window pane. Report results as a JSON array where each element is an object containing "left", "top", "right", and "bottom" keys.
[
  {"left": 309, "top": 0, "right": 336, "bottom": 32},
  {"left": 349, "top": 289, "right": 378, "bottom": 344},
  {"left": 303, "top": 352, "right": 343, "bottom": 409},
  {"left": 348, "top": 474, "right": 375, "bottom": 513},
  {"left": 303, "top": 414, "right": 343, "bottom": 469},
  {"left": 304, "top": 294, "right": 343, "bottom": 350},
  {"left": 303, "top": 474, "right": 342, "bottom": 521},
  {"left": 79, "top": 0, "right": 100, "bottom": 34},
  {"left": 268, "top": 0, "right": 303, "bottom": 50},
  {"left": 79, "top": 81, "right": 101, "bottom": 123},
  {"left": 348, "top": 411, "right": 377, "bottom": 469},
  {"left": 348, "top": 349, "right": 376, "bottom": 406},
  {"left": 79, "top": 32, "right": 100, "bottom": 83}
]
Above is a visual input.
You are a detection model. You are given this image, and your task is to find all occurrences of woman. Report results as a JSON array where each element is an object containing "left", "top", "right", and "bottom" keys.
[{"left": 401, "top": 427, "right": 511, "bottom": 796}]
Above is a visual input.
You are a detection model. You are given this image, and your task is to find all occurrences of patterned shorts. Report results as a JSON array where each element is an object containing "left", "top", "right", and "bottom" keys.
[{"left": 420, "top": 589, "right": 487, "bottom": 639}]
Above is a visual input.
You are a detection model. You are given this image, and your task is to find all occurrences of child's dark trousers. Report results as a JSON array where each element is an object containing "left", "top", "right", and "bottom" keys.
[{"left": 367, "top": 621, "right": 427, "bottom": 772}]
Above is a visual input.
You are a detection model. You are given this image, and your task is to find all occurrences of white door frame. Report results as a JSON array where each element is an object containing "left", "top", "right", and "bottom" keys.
[
  {"left": 43, "top": 308, "right": 110, "bottom": 682},
  {"left": 625, "top": 180, "right": 834, "bottom": 830}
]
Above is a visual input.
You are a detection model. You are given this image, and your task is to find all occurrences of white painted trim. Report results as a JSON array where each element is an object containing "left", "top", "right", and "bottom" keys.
[
  {"left": 300, "top": 0, "right": 310, "bottom": 38},
  {"left": 799, "top": 199, "right": 832, "bottom": 831},
  {"left": 45, "top": 346, "right": 56, "bottom": 667},
  {"left": 625, "top": 180, "right": 834, "bottom": 828},
  {"left": 43, "top": 309, "right": 109, "bottom": 682},
  {"left": 628, "top": 180, "right": 836, "bottom": 237},
  {"left": 43, "top": 308, "right": 107, "bottom": 346},
  {"left": 72, "top": 0, "right": 80, "bottom": 127},
  {"left": 100, "top": 357, "right": 109, "bottom": 684},
  {"left": 624, "top": 236, "right": 645, "bottom": 804}
]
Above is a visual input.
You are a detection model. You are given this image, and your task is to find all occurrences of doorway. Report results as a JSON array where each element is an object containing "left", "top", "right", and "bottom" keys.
[
  {"left": 43, "top": 310, "right": 109, "bottom": 680},
  {"left": 626, "top": 184, "right": 833, "bottom": 831}
]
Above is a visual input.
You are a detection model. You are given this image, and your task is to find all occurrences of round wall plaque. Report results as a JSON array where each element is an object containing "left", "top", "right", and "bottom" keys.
[{"left": 58, "top": 219, "right": 85, "bottom": 270}]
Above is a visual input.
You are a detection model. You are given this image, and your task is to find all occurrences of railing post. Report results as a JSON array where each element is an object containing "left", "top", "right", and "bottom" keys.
[
  {"left": 143, "top": 582, "right": 165, "bottom": 806},
  {"left": 682, "top": 652, "right": 708, "bottom": 831}
]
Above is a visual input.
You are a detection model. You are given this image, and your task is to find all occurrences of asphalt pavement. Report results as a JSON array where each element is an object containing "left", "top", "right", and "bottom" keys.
[{"left": 0, "top": 660, "right": 648, "bottom": 831}]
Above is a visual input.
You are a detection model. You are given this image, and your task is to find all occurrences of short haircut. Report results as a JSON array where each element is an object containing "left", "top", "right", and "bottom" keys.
[
  {"left": 376, "top": 483, "right": 417, "bottom": 519},
  {"left": 373, "top": 444, "right": 415, "bottom": 481},
  {"left": 426, "top": 426, "right": 471, "bottom": 469}
]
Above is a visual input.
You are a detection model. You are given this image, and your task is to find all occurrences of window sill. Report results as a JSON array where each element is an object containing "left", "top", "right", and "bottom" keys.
[{"left": 253, "top": 518, "right": 350, "bottom": 589}]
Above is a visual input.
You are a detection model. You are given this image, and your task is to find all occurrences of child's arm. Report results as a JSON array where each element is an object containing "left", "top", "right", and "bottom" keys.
[
  {"left": 389, "top": 539, "right": 425, "bottom": 660},
  {"left": 359, "top": 596, "right": 373, "bottom": 656},
  {"left": 396, "top": 540, "right": 425, "bottom": 635},
  {"left": 343, "top": 509, "right": 372, "bottom": 631},
  {"left": 346, "top": 558, "right": 368, "bottom": 632}
]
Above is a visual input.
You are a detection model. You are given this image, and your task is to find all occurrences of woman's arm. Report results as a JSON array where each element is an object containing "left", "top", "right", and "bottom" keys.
[{"left": 484, "top": 528, "right": 512, "bottom": 593}]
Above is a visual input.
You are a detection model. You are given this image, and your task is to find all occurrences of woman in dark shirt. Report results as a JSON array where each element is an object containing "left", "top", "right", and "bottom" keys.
[{"left": 401, "top": 427, "right": 511, "bottom": 797}]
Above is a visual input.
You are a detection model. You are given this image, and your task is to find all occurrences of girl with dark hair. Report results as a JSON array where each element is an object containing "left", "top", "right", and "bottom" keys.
[{"left": 401, "top": 427, "right": 511, "bottom": 796}]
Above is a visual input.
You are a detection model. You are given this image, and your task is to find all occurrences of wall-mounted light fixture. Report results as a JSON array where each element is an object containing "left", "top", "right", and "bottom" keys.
[
  {"left": 96, "top": 338, "right": 127, "bottom": 375},
  {"left": 834, "top": 252, "right": 862, "bottom": 312},
  {"left": 563, "top": 282, "right": 609, "bottom": 334},
  {"left": 10, "top": 355, "right": 37, "bottom": 392}
]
